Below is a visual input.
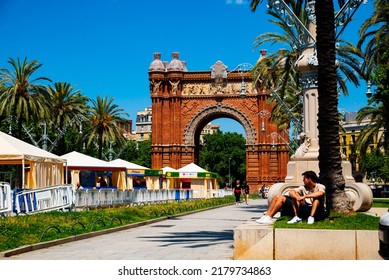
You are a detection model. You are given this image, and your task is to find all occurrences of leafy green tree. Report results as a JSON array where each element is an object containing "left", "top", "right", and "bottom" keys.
[
  {"left": 115, "top": 140, "right": 138, "bottom": 161},
  {"left": 199, "top": 131, "right": 246, "bottom": 187},
  {"left": 44, "top": 82, "right": 90, "bottom": 155},
  {"left": 63, "top": 124, "right": 86, "bottom": 154},
  {"left": 133, "top": 140, "right": 152, "bottom": 168},
  {"left": 100, "top": 139, "right": 151, "bottom": 167},
  {"left": 380, "top": 156, "right": 389, "bottom": 183},
  {"left": 85, "top": 95, "right": 129, "bottom": 159},
  {"left": 359, "top": 149, "right": 389, "bottom": 183}
]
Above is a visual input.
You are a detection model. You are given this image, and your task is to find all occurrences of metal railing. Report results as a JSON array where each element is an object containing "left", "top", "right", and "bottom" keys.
[
  {"left": 13, "top": 184, "right": 74, "bottom": 215},
  {"left": 2, "top": 184, "right": 228, "bottom": 216},
  {"left": 74, "top": 189, "right": 193, "bottom": 208},
  {"left": 0, "top": 182, "right": 12, "bottom": 216},
  {"left": 208, "top": 188, "right": 233, "bottom": 198}
]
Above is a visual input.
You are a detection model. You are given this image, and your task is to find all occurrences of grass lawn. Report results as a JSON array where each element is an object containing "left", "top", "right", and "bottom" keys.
[
  {"left": 372, "top": 198, "right": 389, "bottom": 208},
  {"left": 274, "top": 198, "right": 389, "bottom": 230},
  {"left": 274, "top": 212, "right": 380, "bottom": 230}
]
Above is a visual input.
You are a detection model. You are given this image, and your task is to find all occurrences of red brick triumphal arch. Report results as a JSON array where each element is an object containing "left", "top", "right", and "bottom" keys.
[{"left": 148, "top": 52, "right": 289, "bottom": 192}]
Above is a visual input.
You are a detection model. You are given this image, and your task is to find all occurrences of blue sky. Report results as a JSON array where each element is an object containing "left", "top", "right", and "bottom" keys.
[{"left": 0, "top": 0, "right": 374, "bottom": 135}]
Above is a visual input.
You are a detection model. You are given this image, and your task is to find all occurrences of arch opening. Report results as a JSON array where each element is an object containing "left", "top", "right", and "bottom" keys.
[{"left": 184, "top": 103, "right": 256, "bottom": 148}]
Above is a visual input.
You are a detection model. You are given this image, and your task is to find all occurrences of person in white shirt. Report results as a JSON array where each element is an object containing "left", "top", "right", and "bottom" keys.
[{"left": 256, "top": 170, "right": 326, "bottom": 225}]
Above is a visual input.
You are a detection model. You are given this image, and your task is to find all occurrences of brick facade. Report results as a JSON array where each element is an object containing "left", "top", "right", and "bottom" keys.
[{"left": 148, "top": 52, "right": 289, "bottom": 192}]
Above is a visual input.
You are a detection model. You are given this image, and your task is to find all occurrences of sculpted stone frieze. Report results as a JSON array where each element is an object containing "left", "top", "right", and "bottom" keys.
[
  {"left": 150, "top": 80, "right": 162, "bottom": 95},
  {"left": 181, "top": 82, "right": 257, "bottom": 96}
]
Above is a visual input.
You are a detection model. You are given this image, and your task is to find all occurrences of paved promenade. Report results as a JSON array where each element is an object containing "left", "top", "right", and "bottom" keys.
[{"left": 4, "top": 199, "right": 269, "bottom": 260}]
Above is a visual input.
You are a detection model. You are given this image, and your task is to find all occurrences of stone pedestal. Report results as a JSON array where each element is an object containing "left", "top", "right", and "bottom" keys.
[
  {"left": 270, "top": 157, "right": 373, "bottom": 212},
  {"left": 233, "top": 222, "right": 382, "bottom": 260}
]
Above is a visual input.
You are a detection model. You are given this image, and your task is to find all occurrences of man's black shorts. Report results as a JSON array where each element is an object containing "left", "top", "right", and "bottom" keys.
[{"left": 280, "top": 195, "right": 326, "bottom": 220}]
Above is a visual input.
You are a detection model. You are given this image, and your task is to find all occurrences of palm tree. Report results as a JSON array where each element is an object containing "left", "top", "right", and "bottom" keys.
[
  {"left": 0, "top": 57, "right": 51, "bottom": 188},
  {"left": 252, "top": 1, "right": 362, "bottom": 150},
  {"left": 357, "top": 0, "right": 389, "bottom": 76},
  {"left": 250, "top": 0, "right": 354, "bottom": 213},
  {"left": 0, "top": 57, "right": 51, "bottom": 139},
  {"left": 86, "top": 95, "right": 129, "bottom": 159},
  {"left": 315, "top": 0, "right": 353, "bottom": 213},
  {"left": 357, "top": 0, "right": 389, "bottom": 155},
  {"left": 253, "top": 39, "right": 302, "bottom": 136},
  {"left": 356, "top": 103, "right": 388, "bottom": 154},
  {"left": 45, "top": 82, "right": 90, "bottom": 155}
]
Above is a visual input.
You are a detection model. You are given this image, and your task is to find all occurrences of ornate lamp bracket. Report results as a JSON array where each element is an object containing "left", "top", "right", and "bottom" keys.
[
  {"left": 267, "top": 0, "right": 316, "bottom": 50},
  {"left": 335, "top": 0, "right": 368, "bottom": 39},
  {"left": 300, "top": 72, "right": 318, "bottom": 90}
]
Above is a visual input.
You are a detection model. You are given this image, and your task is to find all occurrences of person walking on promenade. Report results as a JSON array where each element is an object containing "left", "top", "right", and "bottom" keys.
[
  {"left": 259, "top": 184, "right": 269, "bottom": 199},
  {"left": 232, "top": 180, "right": 242, "bottom": 205},
  {"left": 256, "top": 170, "right": 326, "bottom": 225},
  {"left": 243, "top": 181, "right": 250, "bottom": 205}
]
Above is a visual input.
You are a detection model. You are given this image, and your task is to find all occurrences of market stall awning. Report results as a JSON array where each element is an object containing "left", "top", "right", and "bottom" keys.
[
  {"left": 60, "top": 151, "right": 124, "bottom": 171},
  {"left": 177, "top": 163, "right": 208, "bottom": 173},
  {"left": 176, "top": 163, "right": 217, "bottom": 178},
  {"left": 0, "top": 131, "right": 65, "bottom": 164},
  {"left": 109, "top": 158, "right": 150, "bottom": 176},
  {"left": 0, "top": 131, "right": 66, "bottom": 188},
  {"left": 109, "top": 158, "right": 148, "bottom": 170}
]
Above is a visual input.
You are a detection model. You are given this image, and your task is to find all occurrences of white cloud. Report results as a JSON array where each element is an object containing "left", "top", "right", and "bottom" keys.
[{"left": 226, "top": 0, "right": 248, "bottom": 4}]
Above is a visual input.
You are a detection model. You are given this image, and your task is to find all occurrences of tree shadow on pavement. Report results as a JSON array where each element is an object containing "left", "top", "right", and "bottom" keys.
[{"left": 138, "top": 230, "right": 234, "bottom": 249}]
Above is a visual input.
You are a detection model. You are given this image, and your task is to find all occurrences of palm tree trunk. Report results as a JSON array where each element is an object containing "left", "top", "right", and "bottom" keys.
[
  {"left": 98, "top": 131, "right": 103, "bottom": 160},
  {"left": 57, "top": 119, "right": 65, "bottom": 156},
  {"left": 316, "top": 0, "right": 353, "bottom": 213}
]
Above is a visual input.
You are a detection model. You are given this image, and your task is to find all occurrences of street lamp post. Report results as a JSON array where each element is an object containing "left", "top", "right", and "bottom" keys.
[
  {"left": 229, "top": 63, "right": 254, "bottom": 98},
  {"left": 229, "top": 158, "right": 231, "bottom": 187},
  {"left": 266, "top": 0, "right": 372, "bottom": 212},
  {"left": 266, "top": 0, "right": 367, "bottom": 162},
  {"left": 258, "top": 110, "right": 270, "bottom": 133}
]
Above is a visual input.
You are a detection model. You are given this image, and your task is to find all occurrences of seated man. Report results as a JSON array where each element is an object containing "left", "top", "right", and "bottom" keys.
[{"left": 256, "top": 170, "right": 326, "bottom": 225}]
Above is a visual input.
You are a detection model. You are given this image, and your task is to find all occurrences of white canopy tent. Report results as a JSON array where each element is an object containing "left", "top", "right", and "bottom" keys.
[
  {"left": 162, "top": 163, "right": 217, "bottom": 198},
  {"left": 109, "top": 158, "right": 148, "bottom": 170},
  {"left": 161, "top": 166, "right": 178, "bottom": 189},
  {"left": 60, "top": 151, "right": 123, "bottom": 170},
  {"left": 109, "top": 158, "right": 150, "bottom": 189},
  {"left": 0, "top": 131, "right": 66, "bottom": 189},
  {"left": 177, "top": 163, "right": 208, "bottom": 174},
  {"left": 60, "top": 151, "right": 126, "bottom": 189}
]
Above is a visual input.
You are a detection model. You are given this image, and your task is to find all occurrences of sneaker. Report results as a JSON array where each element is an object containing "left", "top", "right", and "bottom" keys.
[
  {"left": 255, "top": 216, "right": 265, "bottom": 222},
  {"left": 255, "top": 216, "right": 274, "bottom": 224},
  {"left": 287, "top": 216, "right": 302, "bottom": 224},
  {"left": 307, "top": 216, "right": 315, "bottom": 224}
]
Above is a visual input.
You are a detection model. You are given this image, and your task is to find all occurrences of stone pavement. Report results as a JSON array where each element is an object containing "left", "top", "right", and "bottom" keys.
[{"left": 4, "top": 198, "right": 269, "bottom": 260}]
